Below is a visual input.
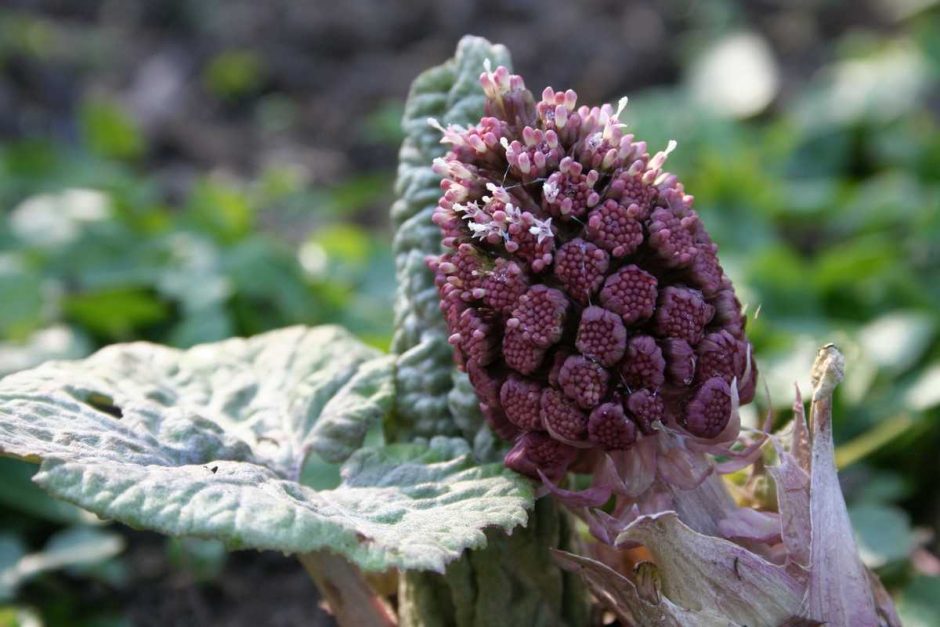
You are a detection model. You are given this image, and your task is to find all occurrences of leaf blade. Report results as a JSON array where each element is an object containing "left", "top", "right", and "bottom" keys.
[{"left": 0, "top": 326, "right": 533, "bottom": 572}]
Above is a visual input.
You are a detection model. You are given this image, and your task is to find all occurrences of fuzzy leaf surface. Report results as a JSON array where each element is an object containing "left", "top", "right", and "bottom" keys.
[
  {"left": 0, "top": 326, "right": 533, "bottom": 571},
  {"left": 391, "top": 35, "right": 512, "bottom": 440}
]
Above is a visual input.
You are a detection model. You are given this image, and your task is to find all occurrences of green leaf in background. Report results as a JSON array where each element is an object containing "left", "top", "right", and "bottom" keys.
[
  {"left": 0, "top": 267, "right": 45, "bottom": 341},
  {"left": 0, "top": 527, "right": 124, "bottom": 601},
  {"left": 793, "top": 40, "right": 931, "bottom": 129},
  {"left": 187, "top": 179, "right": 253, "bottom": 242},
  {"left": 8, "top": 188, "right": 113, "bottom": 250},
  {"left": 905, "top": 363, "right": 940, "bottom": 411},
  {"left": 204, "top": 50, "right": 264, "bottom": 100},
  {"left": 897, "top": 576, "right": 940, "bottom": 627},
  {"left": 0, "top": 326, "right": 533, "bottom": 571},
  {"left": 79, "top": 99, "right": 145, "bottom": 161},
  {"left": 848, "top": 503, "right": 914, "bottom": 569},
  {"left": 63, "top": 288, "right": 169, "bottom": 340}
]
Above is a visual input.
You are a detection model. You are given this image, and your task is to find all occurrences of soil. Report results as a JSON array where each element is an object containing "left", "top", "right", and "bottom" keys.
[{"left": 120, "top": 537, "right": 336, "bottom": 627}]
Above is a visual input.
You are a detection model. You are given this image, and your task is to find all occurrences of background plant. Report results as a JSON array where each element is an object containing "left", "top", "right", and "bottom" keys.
[{"left": 1, "top": 1, "right": 939, "bottom": 625}]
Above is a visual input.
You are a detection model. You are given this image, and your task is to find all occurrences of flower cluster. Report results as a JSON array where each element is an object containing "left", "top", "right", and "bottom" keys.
[{"left": 428, "top": 64, "right": 757, "bottom": 486}]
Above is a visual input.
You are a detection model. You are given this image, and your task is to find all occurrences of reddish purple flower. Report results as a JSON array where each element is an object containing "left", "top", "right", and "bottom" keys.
[
  {"left": 541, "top": 387, "right": 589, "bottom": 444},
  {"left": 575, "top": 306, "right": 627, "bottom": 367},
  {"left": 428, "top": 65, "right": 756, "bottom": 482},
  {"left": 500, "top": 375, "right": 543, "bottom": 431},
  {"left": 553, "top": 239, "right": 609, "bottom": 305},
  {"left": 588, "top": 402, "right": 637, "bottom": 450}
]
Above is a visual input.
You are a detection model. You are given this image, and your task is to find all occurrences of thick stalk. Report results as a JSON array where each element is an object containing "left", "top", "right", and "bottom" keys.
[
  {"left": 299, "top": 551, "right": 397, "bottom": 627},
  {"left": 397, "top": 497, "right": 588, "bottom": 627}
]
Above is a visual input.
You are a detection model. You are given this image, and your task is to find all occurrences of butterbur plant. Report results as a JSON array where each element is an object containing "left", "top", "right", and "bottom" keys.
[
  {"left": 426, "top": 53, "right": 764, "bottom": 525},
  {"left": 0, "top": 36, "right": 899, "bottom": 626}
]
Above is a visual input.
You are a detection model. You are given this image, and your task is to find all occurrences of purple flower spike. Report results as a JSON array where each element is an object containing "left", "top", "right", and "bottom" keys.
[
  {"left": 504, "top": 431, "right": 577, "bottom": 481},
  {"left": 558, "top": 355, "right": 609, "bottom": 410},
  {"left": 588, "top": 402, "right": 637, "bottom": 450},
  {"left": 508, "top": 285, "right": 567, "bottom": 348},
  {"left": 503, "top": 326, "right": 546, "bottom": 375},
  {"left": 540, "top": 388, "right": 589, "bottom": 443},
  {"left": 575, "top": 306, "right": 627, "bottom": 367},
  {"left": 553, "top": 239, "right": 609, "bottom": 305},
  {"left": 621, "top": 335, "right": 666, "bottom": 391},
  {"left": 587, "top": 199, "right": 645, "bottom": 257},
  {"left": 712, "top": 287, "right": 747, "bottom": 339},
  {"left": 647, "top": 207, "right": 698, "bottom": 268},
  {"left": 465, "top": 360, "right": 501, "bottom": 407},
  {"left": 697, "top": 330, "right": 757, "bottom": 404},
  {"left": 606, "top": 168, "right": 655, "bottom": 215},
  {"left": 654, "top": 286, "right": 715, "bottom": 345},
  {"left": 479, "top": 402, "right": 520, "bottom": 441},
  {"left": 685, "top": 377, "right": 733, "bottom": 438},
  {"left": 481, "top": 258, "right": 529, "bottom": 314},
  {"left": 453, "top": 308, "right": 497, "bottom": 367},
  {"left": 427, "top": 63, "right": 757, "bottom": 483},
  {"left": 626, "top": 389, "right": 664, "bottom": 434},
  {"left": 661, "top": 338, "right": 696, "bottom": 386},
  {"left": 500, "top": 376, "right": 544, "bottom": 431},
  {"left": 599, "top": 265, "right": 658, "bottom": 325},
  {"left": 542, "top": 157, "right": 600, "bottom": 219}
]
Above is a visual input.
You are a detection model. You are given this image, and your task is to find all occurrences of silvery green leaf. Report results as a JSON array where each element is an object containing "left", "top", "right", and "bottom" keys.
[
  {"left": 390, "top": 36, "right": 511, "bottom": 441},
  {"left": 0, "top": 326, "right": 533, "bottom": 572},
  {"left": 0, "top": 325, "right": 390, "bottom": 472}
]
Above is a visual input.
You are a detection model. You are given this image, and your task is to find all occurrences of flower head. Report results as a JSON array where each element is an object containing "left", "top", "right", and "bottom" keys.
[{"left": 428, "top": 66, "right": 757, "bottom": 490}]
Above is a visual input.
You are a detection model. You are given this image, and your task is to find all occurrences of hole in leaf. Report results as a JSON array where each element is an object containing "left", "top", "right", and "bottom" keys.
[{"left": 84, "top": 392, "right": 123, "bottom": 419}]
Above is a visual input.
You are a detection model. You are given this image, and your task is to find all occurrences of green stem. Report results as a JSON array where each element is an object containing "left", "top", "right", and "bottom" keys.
[{"left": 397, "top": 497, "right": 588, "bottom": 627}]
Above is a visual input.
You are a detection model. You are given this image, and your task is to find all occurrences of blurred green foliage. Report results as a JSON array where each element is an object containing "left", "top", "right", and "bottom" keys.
[
  {"left": 0, "top": 125, "right": 395, "bottom": 360},
  {"left": 203, "top": 50, "right": 265, "bottom": 100},
  {"left": 1, "top": 2, "right": 939, "bottom": 624}
]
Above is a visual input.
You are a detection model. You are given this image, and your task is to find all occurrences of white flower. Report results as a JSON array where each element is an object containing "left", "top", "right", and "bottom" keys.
[
  {"left": 456, "top": 201, "right": 483, "bottom": 220},
  {"left": 529, "top": 217, "right": 554, "bottom": 244},
  {"left": 543, "top": 180, "right": 560, "bottom": 203},
  {"left": 468, "top": 220, "right": 503, "bottom": 240}
]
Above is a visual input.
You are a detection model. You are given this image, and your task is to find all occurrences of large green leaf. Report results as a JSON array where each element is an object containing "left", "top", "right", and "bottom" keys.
[
  {"left": 390, "top": 36, "right": 511, "bottom": 441},
  {"left": 0, "top": 326, "right": 533, "bottom": 572}
]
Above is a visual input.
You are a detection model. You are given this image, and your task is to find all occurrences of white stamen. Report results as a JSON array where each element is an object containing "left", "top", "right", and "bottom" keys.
[
  {"left": 614, "top": 96, "right": 629, "bottom": 119},
  {"left": 543, "top": 180, "right": 560, "bottom": 203},
  {"left": 529, "top": 217, "right": 554, "bottom": 244}
]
